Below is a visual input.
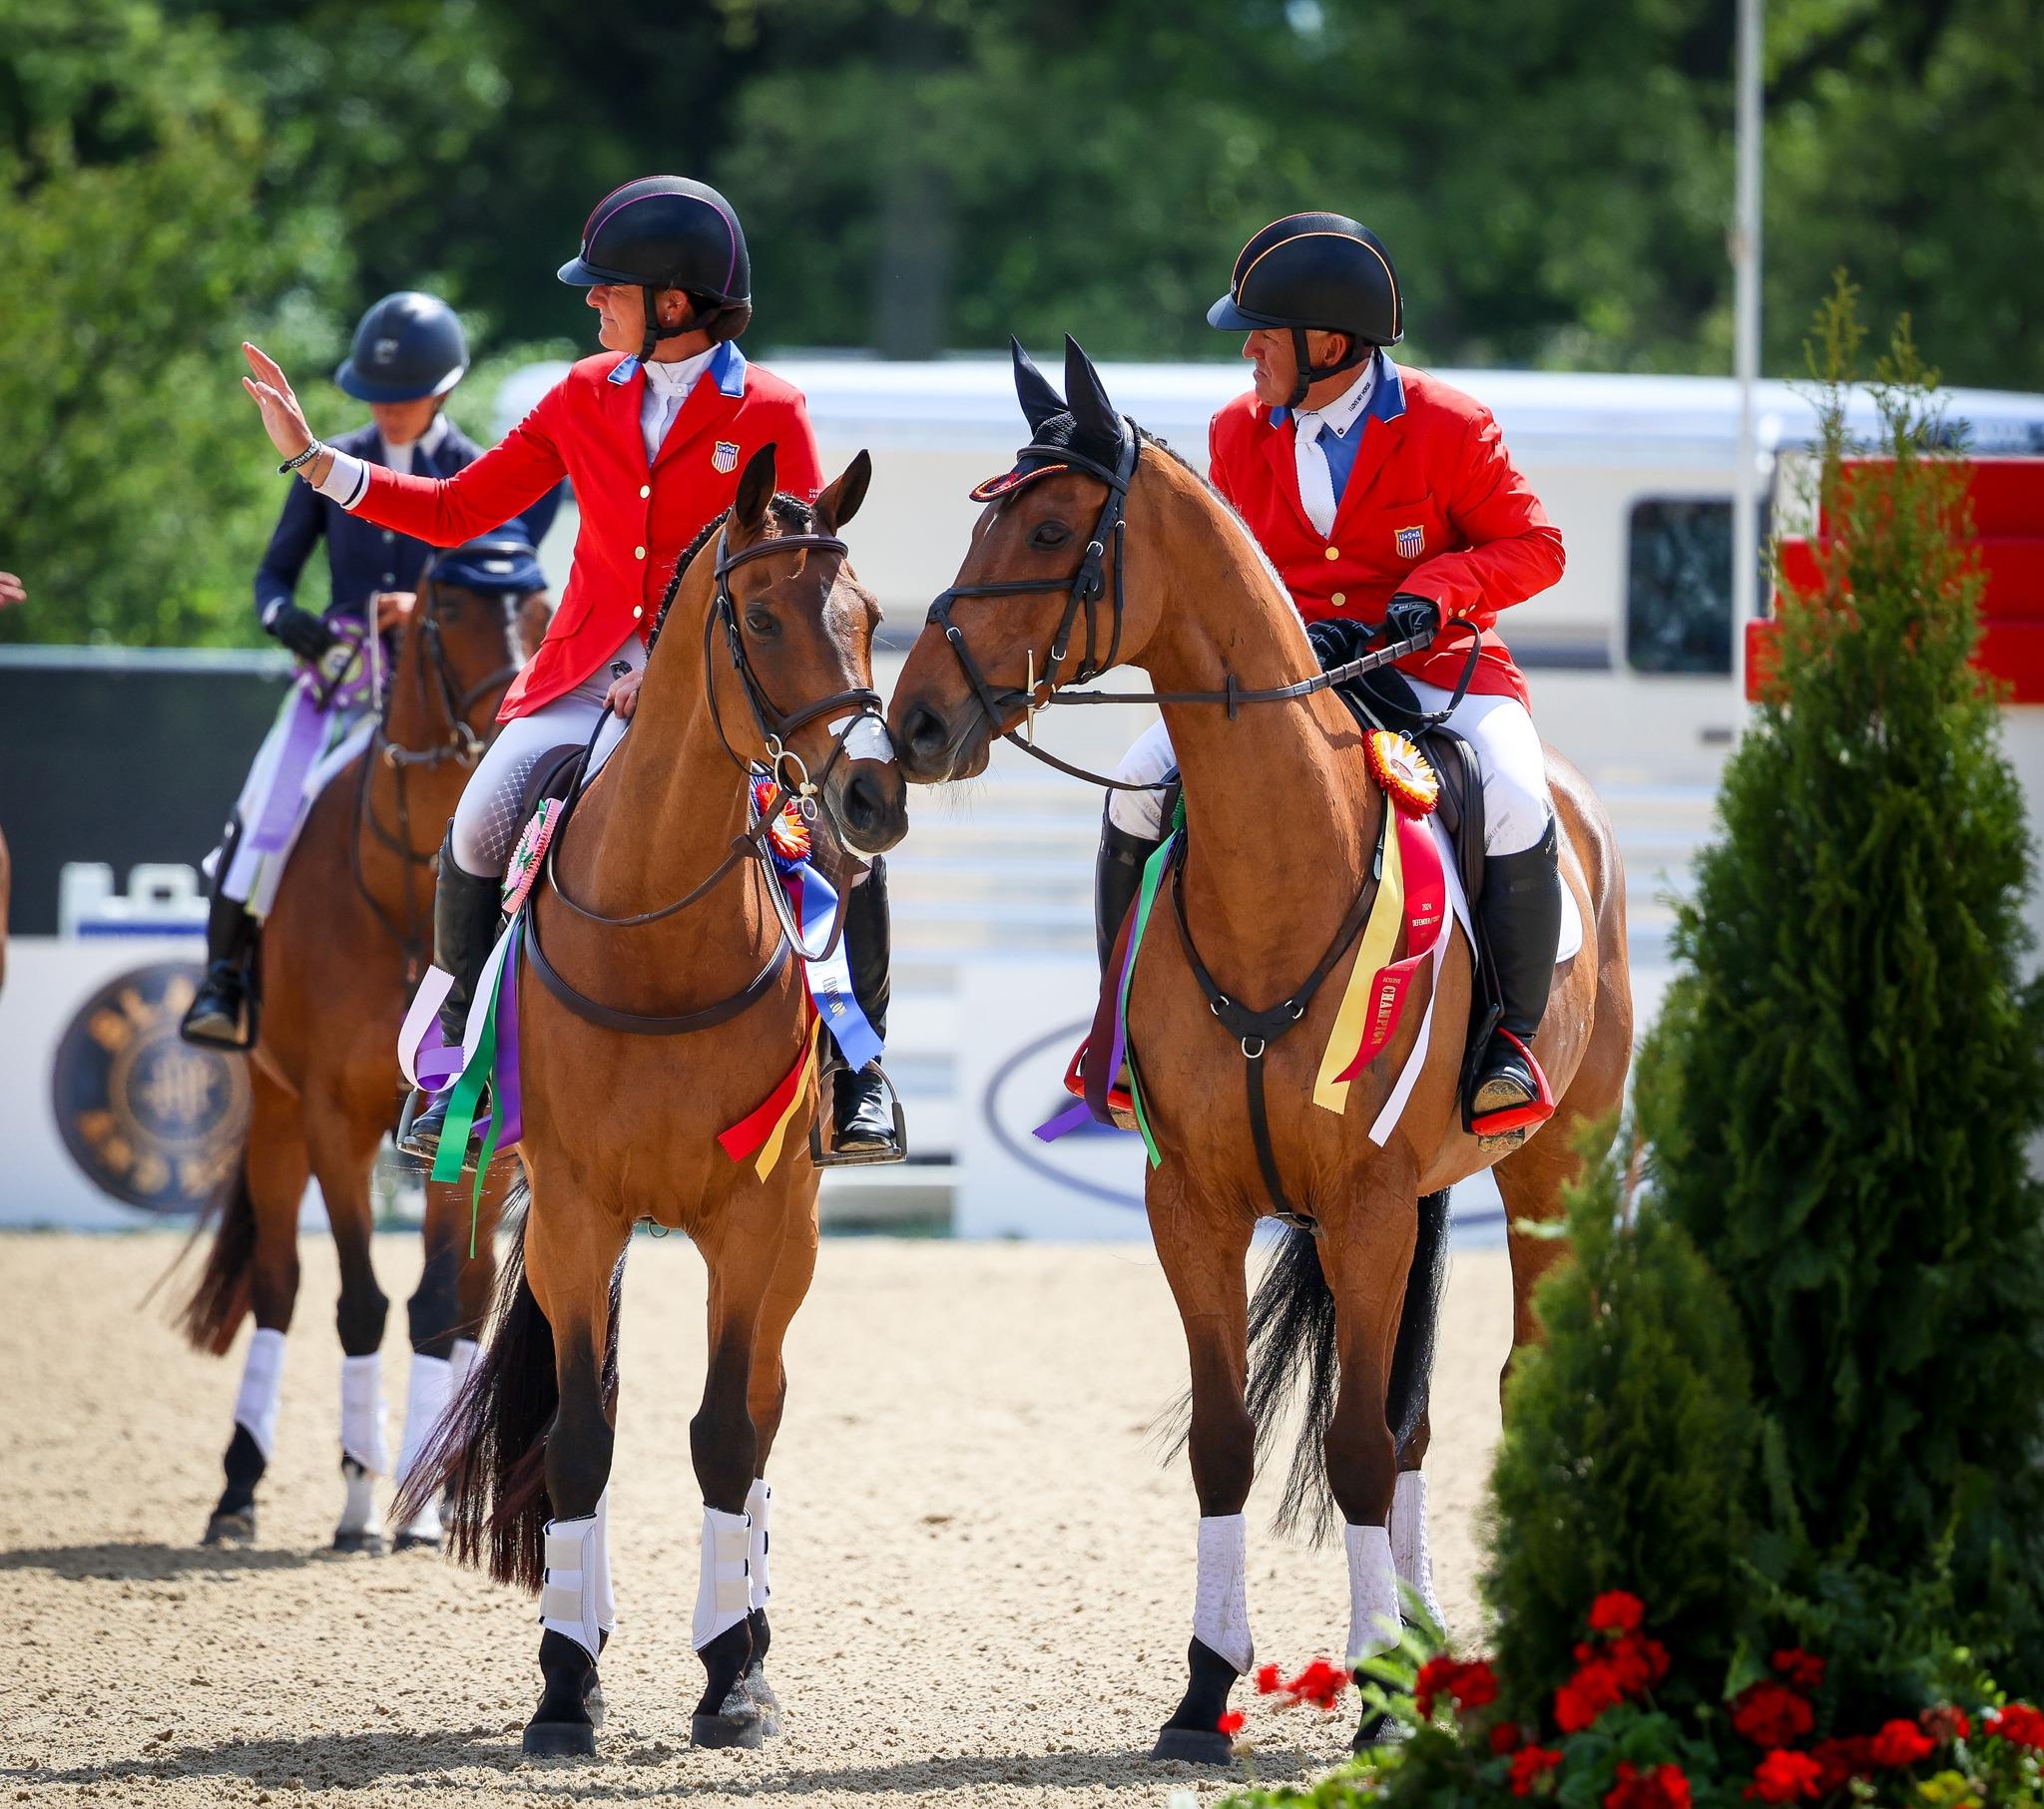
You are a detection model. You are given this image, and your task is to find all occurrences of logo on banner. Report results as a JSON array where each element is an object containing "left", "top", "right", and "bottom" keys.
[
  {"left": 1395, "top": 525, "right": 1425, "bottom": 559},
  {"left": 51, "top": 962, "right": 251, "bottom": 1213},
  {"left": 713, "top": 440, "right": 742, "bottom": 474}
]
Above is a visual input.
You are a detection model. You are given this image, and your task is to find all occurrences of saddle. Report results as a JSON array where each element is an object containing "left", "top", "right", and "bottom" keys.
[{"left": 518, "top": 743, "right": 588, "bottom": 823}]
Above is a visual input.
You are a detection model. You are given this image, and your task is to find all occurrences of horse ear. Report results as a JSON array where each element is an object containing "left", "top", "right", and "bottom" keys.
[
  {"left": 735, "top": 443, "right": 777, "bottom": 532},
  {"left": 812, "top": 449, "right": 871, "bottom": 536},
  {"left": 1012, "top": 336, "right": 1066, "bottom": 433},
  {"left": 1063, "top": 334, "right": 1119, "bottom": 444}
]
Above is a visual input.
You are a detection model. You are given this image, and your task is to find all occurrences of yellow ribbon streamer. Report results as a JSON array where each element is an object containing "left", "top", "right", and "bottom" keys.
[{"left": 1312, "top": 811, "right": 1407, "bottom": 1115}]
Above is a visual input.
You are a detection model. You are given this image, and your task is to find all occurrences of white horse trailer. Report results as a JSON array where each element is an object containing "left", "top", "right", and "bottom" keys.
[{"left": 498, "top": 359, "right": 2044, "bottom": 790}]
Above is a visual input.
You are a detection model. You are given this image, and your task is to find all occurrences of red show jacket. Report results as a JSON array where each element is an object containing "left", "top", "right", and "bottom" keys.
[
  {"left": 341, "top": 344, "right": 824, "bottom": 718},
  {"left": 1207, "top": 360, "right": 1562, "bottom": 708}
]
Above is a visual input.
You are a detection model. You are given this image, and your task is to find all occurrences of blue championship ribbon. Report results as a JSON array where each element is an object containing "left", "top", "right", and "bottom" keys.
[{"left": 786, "top": 864, "right": 882, "bottom": 1072}]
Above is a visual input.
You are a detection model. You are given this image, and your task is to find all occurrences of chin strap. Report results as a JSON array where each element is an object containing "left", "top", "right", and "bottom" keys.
[
  {"left": 638, "top": 284, "right": 700, "bottom": 368},
  {"left": 1286, "top": 326, "right": 1375, "bottom": 410}
]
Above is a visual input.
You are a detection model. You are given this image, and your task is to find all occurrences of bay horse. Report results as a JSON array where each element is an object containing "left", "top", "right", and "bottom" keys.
[
  {"left": 398, "top": 446, "right": 907, "bottom": 1759},
  {"left": 178, "top": 556, "right": 546, "bottom": 1554},
  {"left": 888, "top": 339, "right": 1632, "bottom": 1758}
]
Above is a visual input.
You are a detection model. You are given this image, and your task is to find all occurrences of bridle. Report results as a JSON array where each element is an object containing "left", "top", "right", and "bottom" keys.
[
  {"left": 924, "top": 417, "right": 1483, "bottom": 790},
  {"left": 354, "top": 565, "right": 526, "bottom": 977},
  {"left": 527, "top": 523, "right": 890, "bottom": 1036}
]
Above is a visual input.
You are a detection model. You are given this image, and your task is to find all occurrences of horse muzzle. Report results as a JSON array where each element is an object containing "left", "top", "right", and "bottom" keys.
[
  {"left": 825, "top": 754, "right": 910, "bottom": 858},
  {"left": 891, "top": 695, "right": 994, "bottom": 786}
]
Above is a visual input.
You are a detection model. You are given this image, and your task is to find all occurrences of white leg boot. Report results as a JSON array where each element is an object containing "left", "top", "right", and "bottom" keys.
[
  {"left": 526, "top": 1511, "right": 602, "bottom": 1757},
  {"left": 691, "top": 1505, "right": 763, "bottom": 1748},
  {"left": 1344, "top": 1522, "right": 1402, "bottom": 1666},
  {"left": 1388, "top": 1471, "right": 1445, "bottom": 1631},
  {"left": 393, "top": 1353, "right": 451, "bottom": 1548},
  {"left": 335, "top": 1352, "right": 388, "bottom": 1554},
  {"left": 743, "top": 1479, "right": 780, "bottom": 1734},
  {"left": 1151, "top": 1513, "right": 1255, "bottom": 1762},
  {"left": 207, "top": 1327, "right": 285, "bottom": 1545}
]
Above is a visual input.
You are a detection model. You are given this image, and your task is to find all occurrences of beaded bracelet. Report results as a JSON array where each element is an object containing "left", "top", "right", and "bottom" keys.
[{"left": 277, "top": 441, "right": 323, "bottom": 475}]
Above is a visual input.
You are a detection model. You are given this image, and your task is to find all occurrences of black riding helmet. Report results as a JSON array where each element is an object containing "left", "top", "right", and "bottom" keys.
[
  {"left": 558, "top": 176, "right": 754, "bottom": 369},
  {"left": 1208, "top": 213, "right": 1403, "bottom": 409},
  {"left": 335, "top": 291, "right": 469, "bottom": 403}
]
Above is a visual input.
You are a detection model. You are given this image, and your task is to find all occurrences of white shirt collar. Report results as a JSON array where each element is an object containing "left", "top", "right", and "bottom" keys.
[
  {"left": 1292, "top": 355, "right": 1378, "bottom": 440},
  {"left": 379, "top": 411, "right": 451, "bottom": 471},
  {"left": 643, "top": 346, "right": 717, "bottom": 397}
]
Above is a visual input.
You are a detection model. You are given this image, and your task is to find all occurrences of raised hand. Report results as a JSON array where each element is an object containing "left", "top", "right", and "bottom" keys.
[
  {"left": 0, "top": 572, "right": 24, "bottom": 609},
  {"left": 242, "top": 342, "right": 316, "bottom": 462}
]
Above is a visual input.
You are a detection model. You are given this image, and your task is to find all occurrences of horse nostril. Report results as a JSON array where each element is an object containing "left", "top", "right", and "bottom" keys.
[
  {"left": 844, "top": 772, "right": 881, "bottom": 833},
  {"left": 902, "top": 702, "right": 949, "bottom": 760}
]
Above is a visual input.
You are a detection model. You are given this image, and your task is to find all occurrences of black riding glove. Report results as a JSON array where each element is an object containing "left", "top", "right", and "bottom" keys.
[
  {"left": 1382, "top": 593, "right": 1440, "bottom": 650},
  {"left": 264, "top": 602, "right": 341, "bottom": 664}
]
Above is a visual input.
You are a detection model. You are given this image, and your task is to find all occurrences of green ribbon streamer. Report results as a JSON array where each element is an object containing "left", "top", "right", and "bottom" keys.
[
  {"left": 430, "top": 966, "right": 499, "bottom": 1253},
  {"left": 1119, "top": 826, "right": 1180, "bottom": 1169}
]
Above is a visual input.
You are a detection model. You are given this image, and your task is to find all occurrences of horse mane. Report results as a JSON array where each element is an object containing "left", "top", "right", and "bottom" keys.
[
  {"left": 649, "top": 492, "right": 815, "bottom": 650},
  {"left": 1133, "top": 424, "right": 1304, "bottom": 631}
]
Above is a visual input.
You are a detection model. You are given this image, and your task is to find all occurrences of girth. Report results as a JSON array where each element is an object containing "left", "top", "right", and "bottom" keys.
[{"left": 1166, "top": 810, "right": 1388, "bottom": 1224}]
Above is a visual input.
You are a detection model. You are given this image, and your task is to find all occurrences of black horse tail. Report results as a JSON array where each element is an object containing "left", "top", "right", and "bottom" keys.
[
  {"left": 172, "top": 1138, "right": 259, "bottom": 1357},
  {"left": 396, "top": 1189, "right": 625, "bottom": 1592},
  {"left": 1242, "top": 1189, "right": 1454, "bottom": 1544}
]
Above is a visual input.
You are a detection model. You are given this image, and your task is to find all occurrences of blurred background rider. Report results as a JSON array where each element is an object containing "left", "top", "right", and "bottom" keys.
[{"left": 182, "top": 292, "right": 561, "bottom": 1047}]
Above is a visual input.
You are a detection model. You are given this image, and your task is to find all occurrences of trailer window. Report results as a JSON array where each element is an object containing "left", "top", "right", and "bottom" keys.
[{"left": 1626, "top": 498, "right": 1733, "bottom": 676}]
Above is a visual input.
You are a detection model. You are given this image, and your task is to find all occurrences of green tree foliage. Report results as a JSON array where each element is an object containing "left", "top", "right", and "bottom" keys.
[
  {"left": 1639, "top": 279, "right": 2044, "bottom": 1673},
  {"left": 1483, "top": 1121, "right": 1758, "bottom": 1713}
]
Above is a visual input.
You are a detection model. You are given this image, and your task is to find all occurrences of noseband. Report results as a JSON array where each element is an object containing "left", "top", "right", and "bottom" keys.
[
  {"left": 384, "top": 564, "right": 527, "bottom": 771},
  {"left": 924, "top": 419, "right": 1482, "bottom": 791}
]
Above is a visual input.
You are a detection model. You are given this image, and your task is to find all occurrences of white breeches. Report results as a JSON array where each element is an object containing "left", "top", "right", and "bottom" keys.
[
  {"left": 1105, "top": 685, "right": 1553, "bottom": 856},
  {"left": 447, "top": 636, "right": 644, "bottom": 878}
]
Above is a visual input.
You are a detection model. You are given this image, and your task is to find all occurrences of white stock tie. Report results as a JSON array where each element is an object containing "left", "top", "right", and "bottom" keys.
[{"left": 1294, "top": 412, "right": 1338, "bottom": 540}]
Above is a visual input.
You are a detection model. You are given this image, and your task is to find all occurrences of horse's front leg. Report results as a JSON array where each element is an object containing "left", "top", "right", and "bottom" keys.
[
  {"left": 522, "top": 1202, "right": 629, "bottom": 1758},
  {"left": 1317, "top": 1173, "right": 1424, "bottom": 1750},
  {"left": 1388, "top": 1189, "right": 1451, "bottom": 1630},
  {"left": 310, "top": 1108, "right": 392, "bottom": 1555},
  {"left": 1147, "top": 1177, "right": 1257, "bottom": 1765}
]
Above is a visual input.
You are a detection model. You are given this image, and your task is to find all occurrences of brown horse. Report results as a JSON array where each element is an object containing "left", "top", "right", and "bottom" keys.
[
  {"left": 889, "top": 340, "right": 1632, "bottom": 1757},
  {"left": 178, "top": 560, "right": 546, "bottom": 1554},
  {"left": 401, "top": 446, "right": 907, "bottom": 1759}
]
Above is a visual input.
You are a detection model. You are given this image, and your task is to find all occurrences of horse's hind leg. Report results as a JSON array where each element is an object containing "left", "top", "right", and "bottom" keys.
[
  {"left": 1388, "top": 1190, "right": 1451, "bottom": 1631},
  {"left": 734, "top": 1207, "right": 821, "bottom": 1737},
  {"left": 392, "top": 1171, "right": 503, "bottom": 1550},
  {"left": 308, "top": 1106, "right": 391, "bottom": 1554},
  {"left": 1147, "top": 1181, "right": 1257, "bottom": 1765},
  {"left": 520, "top": 1202, "right": 629, "bottom": 1759},
  {"left": 203, "top": 1068, "right": 307, "bottom": 1546}
]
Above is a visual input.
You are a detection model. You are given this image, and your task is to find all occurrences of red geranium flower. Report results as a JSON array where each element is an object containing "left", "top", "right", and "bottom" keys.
[
  {"left": 1414, "top": 1655, "right": 1460, "bottom": 1719},
  {"left": 1413, "top": 1655, "right": 1496, "bottom": 1719},
  {"left": 1556, "top": 1659, "right": 1626, "bottom": 1732},
  {"left": 1989, "top": 1702, "right": 2044, "bottom": 1749},
  {"left": 1607, "top": 1633, "right": 1671, "bottom": 1693},
  {"left": 1217, "top": 1709, "right": 1245, "bottom": 1737},
  {"left": 1605, "top": 1759, "right": 1693, "bottom": 1809},
  {"left": 1254, "top": 1663, "right": 1280, "bottom": 1695},
  {"left": 1509, "top": 1745, "right": 1563, "bottom": 1797},
  {"left": 1920, "top": 1704, "right": 1971, "bottom": 1743},
  {"left": 1809, "top": 1736, "right": 1874, "bottom": 1793},
  {"left": 1588, "top": 1590, "right": 1647, "bottom": 1634},
  {"left": 1868, "top": 1718, "right": 1935, "bottom": 1768},
  {"left": 1283, "top": 1657, "right": 1348, "bottom": 1711},
  {"left": 1732, "top": 1681, "right": 1816, "bottom": 1749},
  {"left": 1453, "top": 1659, "right": 1500, "bottom": 1712},
  {"left": 1747, "top": 1750, "right": 1823, "bottom": 1803},
  {"left": 1491, "top": 1719, "right": 1524, "bottom": 1755},
  {"left": 1771, "top": 1648, "right": 1826, "bottom": 1692}
]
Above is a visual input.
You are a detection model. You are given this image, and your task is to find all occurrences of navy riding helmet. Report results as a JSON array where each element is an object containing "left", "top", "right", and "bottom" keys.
[
  {"left": 335, "top": 292, "right": 469, "bottom": 404},
  {"left": 558, "top": 176, "right": 753, "bottom": 365},
  {"left": 431, "top": 531, "right": 547, "bottom": 597}
]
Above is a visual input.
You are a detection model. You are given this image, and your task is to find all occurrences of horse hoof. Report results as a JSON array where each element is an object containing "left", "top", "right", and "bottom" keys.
[
  {"left": 1150, "top": 1726, "right": 1236, "bottom": 1765},
  {"left": 744, "top": 1662, "right": 782, "bottom": 1737},
  {"left": 330, "top": 1529, "right": 387, "bottom": 1556},
  {"left": 521, "top": 1719, "right": 596, "bottom": 1758},
  {"left": 203, "top": 1509, "right": 256, "bottom": 1548},
  {"left": 691, "top": 1708, "right": 766, "bottom": 1751},
  {"left": 1352, "top": 1708, "right": 1398, "bottom": 1752},
  {"left": 391, "top": 1531, "right": 441, "bottom": 1553},
  {"left": 582, "top": 1671, "right": 605, "bottom": 1729}
]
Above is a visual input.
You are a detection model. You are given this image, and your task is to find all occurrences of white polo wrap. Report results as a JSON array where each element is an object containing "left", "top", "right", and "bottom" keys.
[
  {"left": 593, "top": 1486, "right": 616, "bottom": 1635},
  {"left": 1389, "top": 1471, "right": 1444, "bottom": 1629},
  {"left": 745, "top": 1478, "right": 772, "bottom": 1612},
  {"left": 396, "top": 1352, "right": 450, "bottom": 1487},
  {"left": 1193, "top": 1513, "right": 1254, "bottom": 1675},
  {"left": 1344, "top": 1522, "right": 1402, "bottom": 1665},
  {"left": 232, "top": 1327, "right": 286, "bottom": 1462},
  {"left": 540, "top": 1513, "right": 602, "bottom": 1661},
  {"left": 693, "top": 1505, "right": 753, "bottom": 1651},
  {"left": 339, "top": 1352, "right": 388, "bottom": 1476},
  {"left": 447, "top": 1336, "right": 479, "bottom": 1400}
]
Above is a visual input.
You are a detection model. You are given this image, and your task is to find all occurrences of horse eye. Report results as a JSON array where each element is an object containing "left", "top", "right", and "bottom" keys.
[
  {"left": 745, "top": 607, "right": 777, "bottom": 637},
  {"left": 1032, "top": 521, "right": 1071, "bottom": 549}
]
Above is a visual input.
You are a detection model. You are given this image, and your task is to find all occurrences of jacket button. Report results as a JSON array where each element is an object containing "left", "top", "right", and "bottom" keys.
[
  {"left": 383, "top": 531, "right": 395, "bottom": 544},
  {"left": 1324, "top": 546, "right": 1340, "bottom": 561},
  {"left": 1330, "top": 592, "right": 1346, "bottom": 608},
  {"left": 640, "top": 485, "right": 651, "bottom": 499},
  {"left": 634, "top": 546, "right": 647, "bottom": 560},
  {"left": 633, "top": 606, "right": 644, "bottom": 619}
]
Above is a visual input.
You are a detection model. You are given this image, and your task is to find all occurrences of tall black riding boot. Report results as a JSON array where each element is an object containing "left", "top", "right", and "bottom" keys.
[
  {"left": 830, "top": 857, "right": 900, "bottom": 1157},
  {"left": 1467, "top": 816, "right": 1563, "bottom": 1132},
  {"left": 182, "top": 826, "right": 261, "bottom": 1049},
  {"left": 397, "top": 831, "right": 506, "bottom": 1167},
  {"left": 1096, "top": 807, "right": 1165, "bottom": 977}
]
